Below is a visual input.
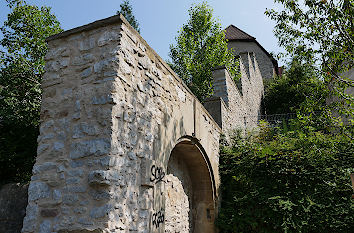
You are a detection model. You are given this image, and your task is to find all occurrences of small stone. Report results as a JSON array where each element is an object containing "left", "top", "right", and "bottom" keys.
[
  {"left": 22, "top": 204, "right": 38, "bottom": 232},
  {"left": 98, "top": 31, "right": 120, "bottom": 47},
  {"left": 88, "top": 170, "right": 110, "bottom": 186},
  {"left": 79, "top": 37, "right": 96, "bottom": 51},
  {"left": 37, "top": 143, "right": 50, "bottom": 155},
  {"left": 64, "top": 185, "right": 87, "bottom": 193},
  {"left": 72, "top": 122, "right": 99, "bottom": 138},
  {"left": 91, "top": 94, "right": 115, "bottom": 105},
  {"left": 128, "top": 151, "right": 136, "bottom": 160},
  {"left": 89, "top": 189, "right": 111, "bottom": 201},
  {"left": 71, "top": 53, "right": 94, "bottom": 66},
  {"left": 32, "top": 162, "right": 57, "bottom": 175},
  {"left": 28, "top": 182, "right": 50, "bottom": 201},
  {"left": 80, "top": 67, "right": 92, "bottom": 78},
  {"left": 53, "top": 190, "right": 62, "bottom": 202},
  {"left": 66, "top": 177, "right": 81, "bottom": 185},
  {"left": 53, "top": 141, "right": 64, "bottom": 151},
  {"left": 74, "top": 207, "right": 87, "bottom": 214},
  {"left": 40, "top": 208, "right": 59, "bottom": 218},
  {"left": 69, "top": 138, "right": 110, "bottom": 159},
  {"left": 120, "top": 61, "right": 132, "bottom": 74},
  {"left": 62, "top": 194, "right": 79, "bottom": 205},
  {"left": 77, "top": 217, "right": 93, "bottom": 226},
  {"left": 137, "top": 81, "right": 145, "bottom": 92},
  {"left": 90, "top": 204, "right": 113, "bottom": 219},
  {"left": 38, "top": 220, "right": 51, "bottom": 233},
  {"left": 111, "top": 145, "right": 124, "bottom": 156}
]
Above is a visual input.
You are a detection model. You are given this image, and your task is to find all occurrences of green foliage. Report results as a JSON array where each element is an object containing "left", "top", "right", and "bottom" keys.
[
  {"left": 117, "top": 0, "right": 140, "bottom": 33},
  {"left": 217, "top": 125, "right": 354, "bottom": 233},
  {"left": 169, "top": 2, "right": 240, "bottom": 102},
  {"left": 218, "top": 2, "right": 354, "bottom": 231},
  {"left": 0, "top": 0, "right": 62, "bottom": 184},
  {"left": 264, "top": 58, "right": 327, "bottom": 115},
  {"left": 265, "top": 0, "right": 354, "bottom": 126}
]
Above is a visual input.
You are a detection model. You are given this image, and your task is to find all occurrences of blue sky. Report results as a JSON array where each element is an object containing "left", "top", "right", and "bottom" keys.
[{"left": 0, "top": 0, "right": 285, "bottom": 64}]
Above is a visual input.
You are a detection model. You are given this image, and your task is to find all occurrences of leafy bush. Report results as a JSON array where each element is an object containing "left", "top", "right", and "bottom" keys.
[
  {"left": 264, "top": 58, "right": 326, "bottom": 115},
  {"left": 217, "top": 124, "right": 354, "bottom": 233}
]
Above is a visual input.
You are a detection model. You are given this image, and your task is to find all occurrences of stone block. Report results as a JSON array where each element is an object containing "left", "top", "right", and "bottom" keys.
[
  {"left": 91, "top": 94, "right": 116, "bottom": 105},
  {"left": 22, "top": 204, "right": 38, "bottom": 232},
  {"left": 62, "top": 194, "right": 79, "bottom": 205},
  {"left": 94, "top": 57, "right": 118, "bottom": 73},
  {"left": 79, "top": 37, "right": 96, "bottom": 51},
  {"left": 69, "top": 138, "right": 111, "bottom": 159},
  {"left": 80, "top": 67, "right": 93, "bottom": 78},
  {"left": 98, "top": 31, "right": 120, "bottom": 47},
  {"left": 32, "top": 162, "right": 57, "bottom": 175},
  {"left": 72, "top": 53, "right": 94, "bottom": 66},
  {"left": 40, "top": 208, "right": 59, "bottom": 218},
  {"left": 88, "top": 170, "right": 110, "bottom": 186},
  {"left": 28, "top": 182, "right": 50, "bottom": 201},
  {"left": 90, "top": 204, "right": 113, "bottom": 219},
  {"left": 89, "top": 189, "right": 112, "bottom": 201},
  {"left": 72, "top": 122, "right": 99, "bottom": 139}
]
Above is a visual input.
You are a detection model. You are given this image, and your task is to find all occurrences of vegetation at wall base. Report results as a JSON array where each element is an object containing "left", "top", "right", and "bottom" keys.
[
  {"left": 217, "top": 122, "right": 354, "bottom": 233},
  {"left": 0, "top": 0, "right": 62, "bottom": 185}
]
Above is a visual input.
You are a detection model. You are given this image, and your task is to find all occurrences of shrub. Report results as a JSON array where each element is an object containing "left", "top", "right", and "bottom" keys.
[{"left": 217, "top": 125, "right": 354, "bottom": 233}]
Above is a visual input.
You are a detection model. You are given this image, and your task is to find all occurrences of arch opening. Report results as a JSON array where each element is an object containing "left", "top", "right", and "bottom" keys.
[{"left": 164, "top": 139, "right": 215, "bottom": 233}]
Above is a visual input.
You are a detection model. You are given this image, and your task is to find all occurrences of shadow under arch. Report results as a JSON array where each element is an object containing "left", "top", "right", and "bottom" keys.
[{"left": 164, "top": 135, "right": 217, "bottom": 233}]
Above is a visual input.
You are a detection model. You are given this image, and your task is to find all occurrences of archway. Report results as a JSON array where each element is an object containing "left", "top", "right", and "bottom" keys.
[{"left": 164, "top": 137, "right": 216, "bottom": 233}]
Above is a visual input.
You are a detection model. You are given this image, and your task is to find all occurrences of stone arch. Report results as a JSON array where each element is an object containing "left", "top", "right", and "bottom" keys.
[{"left": 164, "top": 136, "right": 216, "bottom": 233}]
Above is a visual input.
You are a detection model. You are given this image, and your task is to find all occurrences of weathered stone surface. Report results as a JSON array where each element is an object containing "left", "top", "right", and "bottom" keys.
[
  {"left": 28, "top": 182, "right": 50, "bottom": 201},
  {"left": 88, "top": 170, "right": 110, "bottom": 186},
  {"left": 164, "top": 175, "right": 190, "bottom": 233},
  {"left": 22, "top": 204, "right": 38, "bottom": 232},
  {"left": 69, "top": 138, "right": 111, "bottom": 159},
  {"left": 32, "top": 162, "right": 57, "bottom": 175},
  {"left": 40, "top": 208, "right": 59, "bottom": 217},
  {"left": 38, "top": 220, "right": 52, "bottom": 233},
  {"left": 23, "top": 15, "right": 222, "bottom": 233},
  {"left": 90, "top": 204, "right": 113, "bottom": 219},
  {"left": 0, "top": 183, "right": 28, "bottom": 233},
  {"left": 72, "top": 53, "right": 94, "bottom": 66},
  {"left": 72, "top": 123, "right": 99, "bottom": 139}
]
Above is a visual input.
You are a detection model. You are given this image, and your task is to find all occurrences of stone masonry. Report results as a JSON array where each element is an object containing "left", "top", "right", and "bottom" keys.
[
  {"left": 204, "top": 54, "right": 264, "bottom": 136},
  {"left": 21, "top": 15, "right": 221, "bottom": 233}
]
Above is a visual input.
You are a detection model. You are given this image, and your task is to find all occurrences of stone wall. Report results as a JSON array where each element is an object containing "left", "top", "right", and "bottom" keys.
[
  {"left": 22, "top": 15, "right": 220, "bottom": 233},
  {"left": 0, "top": 183, "right": 28, "bottom": 233},
  {"left": 205, "top": 56, "right": 264, "bottom": 136},
  {"left": 228, "top": 41, "right": 276, "bottom": 80}
]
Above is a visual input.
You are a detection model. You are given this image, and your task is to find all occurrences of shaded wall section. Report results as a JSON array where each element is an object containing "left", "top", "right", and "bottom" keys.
[{"left": 0, "top": 183, "right": 28, "bottom": 233}]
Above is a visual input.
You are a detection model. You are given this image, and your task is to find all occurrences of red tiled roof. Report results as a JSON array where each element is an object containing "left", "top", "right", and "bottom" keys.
[{"left": 225, "top": 25, "right": 255, "bottom": 41}]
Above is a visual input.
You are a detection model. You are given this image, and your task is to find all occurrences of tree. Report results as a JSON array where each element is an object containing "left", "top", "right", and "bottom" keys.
[
  {"left": 264, "top": 57, "right": 326, "bottom": 115},
  {"left": 169, "top": 2, "right": 239, "bottom": 102},
  {"left": 0, "top": 0, "right": 62, "bottom": 184},
  {"left": 117, "top": 0, "right": 140, "bottom": 33},
  {"left": 265, "top": 0, "right": 353, "bottom": 131}
]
